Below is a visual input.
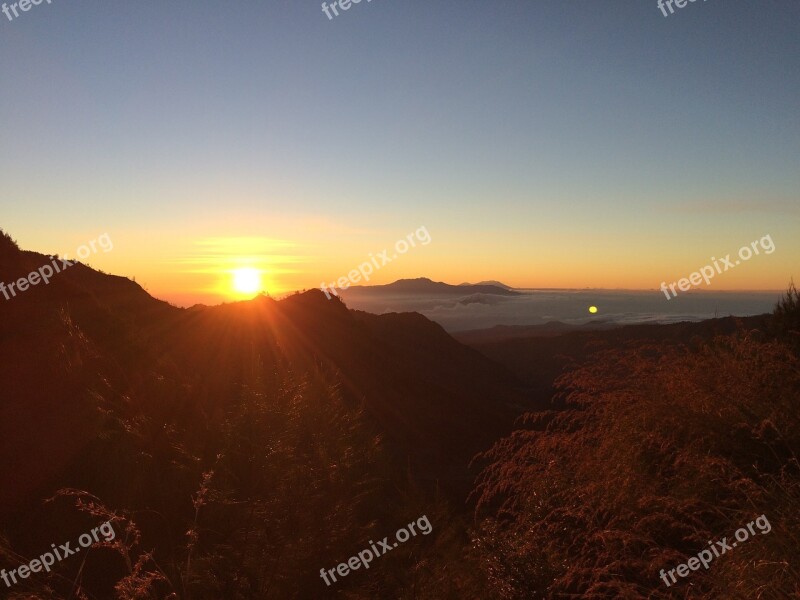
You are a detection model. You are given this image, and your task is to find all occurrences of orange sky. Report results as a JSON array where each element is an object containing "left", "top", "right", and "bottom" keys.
[{"left": 8, "top": 212, "right": 794, "bottom": 307}]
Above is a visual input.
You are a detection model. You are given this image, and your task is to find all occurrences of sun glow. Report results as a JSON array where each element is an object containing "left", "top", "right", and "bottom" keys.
[{"left": 232, "top": 267, "right": 263, "bottom": 295}]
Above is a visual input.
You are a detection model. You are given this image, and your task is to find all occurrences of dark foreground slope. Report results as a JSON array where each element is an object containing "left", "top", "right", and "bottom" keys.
[
  {"left": 0, "top": 233, "right": 530, "bottom": 598},
  {"left": 469, "top": 326, "right": 800, "bottom": 599},
  {"left": 455, "top": 291, "right": 800, "bottom": 599},
  {"left": 152, "top": 292, "right": 529, "bottom": 486},
  {"left": 0, "top": 236, "right": 528, "bottom": 515},
  {"left": 2, "top": 232, "right": 799, "bottom": 599}
]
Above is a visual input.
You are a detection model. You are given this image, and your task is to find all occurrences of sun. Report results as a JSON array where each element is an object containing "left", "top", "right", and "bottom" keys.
[
  {"left": 232, "top": 267, "right": 263, "bottom": 295},
  {"left": 589, "top": 306, "right": 598, "bottom": 314}
]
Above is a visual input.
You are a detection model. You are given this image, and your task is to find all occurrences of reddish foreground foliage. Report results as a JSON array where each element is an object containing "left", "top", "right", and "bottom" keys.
[{"left": 473, "top": 332, "right": 800, "bottom": 599}]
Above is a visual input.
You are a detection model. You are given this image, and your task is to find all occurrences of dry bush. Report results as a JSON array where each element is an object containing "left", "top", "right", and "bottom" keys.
[
  {"left": 472, "top": 331, "right": 800, "bottom": 599},
  {"left": 773, "top": 280, "right": 800, "bottom": 351}
]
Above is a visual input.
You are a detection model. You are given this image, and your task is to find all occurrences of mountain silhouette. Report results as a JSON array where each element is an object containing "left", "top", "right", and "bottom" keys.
[
  {"left": 458, "top": 280, "right": 514, "bottom": 290},
  {"left": 344, "top": 277, "right": 519, "bottom": 296},
  {"left": 3, "top": 233, "right": 797, "bottom": 599},
  {"left": 0, "top": 238, "right": 529, "bottom": 516}
]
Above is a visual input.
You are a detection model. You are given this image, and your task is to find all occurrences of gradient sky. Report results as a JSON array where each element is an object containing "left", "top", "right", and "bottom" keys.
[{"left": 1, "top": 0, "right": 798, "bottom": 305}]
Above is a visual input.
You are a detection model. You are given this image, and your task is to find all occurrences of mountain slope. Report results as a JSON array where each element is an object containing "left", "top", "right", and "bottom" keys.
[
  {"left": 344, "top": 277, "right": 519, "bottom": 296},
  {"left": 0, "top": 239, "right": 529, "bottom": 515}
]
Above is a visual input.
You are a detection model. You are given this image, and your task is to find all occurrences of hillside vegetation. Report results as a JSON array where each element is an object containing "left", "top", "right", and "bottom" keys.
[
  {"left": 472, "top": 302, "right": 800, "bottom": 599},
  {"left": 1, "top": 232, "right": 798, "bottom": 598}
]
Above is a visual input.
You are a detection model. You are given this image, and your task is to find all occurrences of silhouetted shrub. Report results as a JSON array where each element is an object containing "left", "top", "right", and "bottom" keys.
[
  {"left": 773, "top": 280, "right": 800, "bottom": 350},
  {"left": 0, "top": 228, "right": 19, "bottom": 257}
]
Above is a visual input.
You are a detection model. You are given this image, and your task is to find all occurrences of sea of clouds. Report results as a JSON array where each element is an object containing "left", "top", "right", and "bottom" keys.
[{"left": 339, "top": 288, "right": 782, "bottom": 332}]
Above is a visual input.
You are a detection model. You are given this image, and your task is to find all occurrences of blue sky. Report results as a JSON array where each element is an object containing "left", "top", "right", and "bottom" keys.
[{"left": 1, "top": 0, "right": 798, "bottom": 303}]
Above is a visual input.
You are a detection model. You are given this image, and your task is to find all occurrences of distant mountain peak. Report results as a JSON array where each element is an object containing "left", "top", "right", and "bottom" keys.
[
  {"left": 345, "top": 278, "right": 519, "bottom": 296},
  {"left": 396, "top": 277, "right": 434, "bottom": 284},
  {"left": 459, "top": 280, "right": 514, "bottom": 290}
]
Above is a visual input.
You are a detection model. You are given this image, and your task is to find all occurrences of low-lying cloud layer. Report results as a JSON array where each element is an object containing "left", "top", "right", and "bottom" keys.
[{"left": 339, "top": 288, "right": 781, "bottom": 332}]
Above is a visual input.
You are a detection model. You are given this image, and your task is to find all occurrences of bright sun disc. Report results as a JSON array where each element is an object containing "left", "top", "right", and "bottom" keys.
[{"left": 232, "top": 268, "right": 262, "bottom": 294}]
